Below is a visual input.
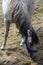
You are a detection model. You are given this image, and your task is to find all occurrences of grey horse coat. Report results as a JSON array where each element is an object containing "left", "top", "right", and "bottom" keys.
[
  {"left": 7, "top": 0, "right": 34, "bottom": 36},
  {"left": 1, "top": 0, "right": 39, "bottom": 50}
]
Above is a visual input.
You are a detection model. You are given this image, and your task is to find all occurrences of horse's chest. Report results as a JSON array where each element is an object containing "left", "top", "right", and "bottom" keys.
[
  {"left": 2, "top": 0, "right": 19, "bottom": 20},
  {"left": 2, "top": 0, "right": 11, "bottom": 14}
]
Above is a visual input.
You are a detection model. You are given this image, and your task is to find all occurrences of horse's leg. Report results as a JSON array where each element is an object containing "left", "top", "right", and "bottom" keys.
[
  {"left": 0, "top": 18, "right": 10, "bottom": 50},
  {"left": 20, "top": 37, "right": 26, "bottom": 46}
]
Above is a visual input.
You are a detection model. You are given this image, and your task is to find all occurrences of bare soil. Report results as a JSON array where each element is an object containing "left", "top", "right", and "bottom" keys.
[{"left": 0, "top": 0, "right": 43, "bottom": 65}]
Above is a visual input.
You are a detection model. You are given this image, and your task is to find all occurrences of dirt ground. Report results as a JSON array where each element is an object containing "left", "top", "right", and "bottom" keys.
[{"left": 0, "top": 0, "right": 43, "bottom": 65}]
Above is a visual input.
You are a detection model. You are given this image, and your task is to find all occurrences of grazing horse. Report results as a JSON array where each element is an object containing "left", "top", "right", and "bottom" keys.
[{"left": 1, "top": 0, "right": 39, "bottom": 59}]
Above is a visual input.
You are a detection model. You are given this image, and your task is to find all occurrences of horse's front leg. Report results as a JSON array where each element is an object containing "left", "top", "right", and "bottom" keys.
[
  {"left": 20, "top": 38, "right": 26, "bottom": 46},
  {"left": 0, "top": 18, "right": 10, "bottom": 50}
]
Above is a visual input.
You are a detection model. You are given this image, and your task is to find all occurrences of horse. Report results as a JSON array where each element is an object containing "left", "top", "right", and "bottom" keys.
[{"left": 0, "top": 0, "right": 39, "bottom": 59}]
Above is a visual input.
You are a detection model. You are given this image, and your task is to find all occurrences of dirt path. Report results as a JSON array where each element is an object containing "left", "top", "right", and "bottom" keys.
[{"left": 0, "top": 0, "right": 43, "bottom": 65}]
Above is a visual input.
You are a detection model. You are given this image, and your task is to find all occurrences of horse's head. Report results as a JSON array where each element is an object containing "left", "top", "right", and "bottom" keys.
[
  {"left": 26, "top": 27, "right": 39, "bottom": 46},
  {"left": 25, "top": 28, "right": 39, "bottom": 59}
]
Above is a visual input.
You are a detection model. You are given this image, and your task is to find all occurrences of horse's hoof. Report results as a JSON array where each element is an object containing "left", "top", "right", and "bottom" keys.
[
  {"left": 20, "top": 42, "right": 25, "bottom": 46},
  {"left": 0, "top": 46, "right": 5, "bottom": 51}
]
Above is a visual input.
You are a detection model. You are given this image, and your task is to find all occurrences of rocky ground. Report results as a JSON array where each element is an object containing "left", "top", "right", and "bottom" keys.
[{"left": 0, "top": 0, "right": 43, "bottom": 65}]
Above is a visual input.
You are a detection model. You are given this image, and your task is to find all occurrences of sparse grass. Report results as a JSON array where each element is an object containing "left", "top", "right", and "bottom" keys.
[
  {"left": 34, "top": 7, "right": 43, "bottom": 15},
  {"left": 36, "top": 7, "right": 43, "bottom": 12}
]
